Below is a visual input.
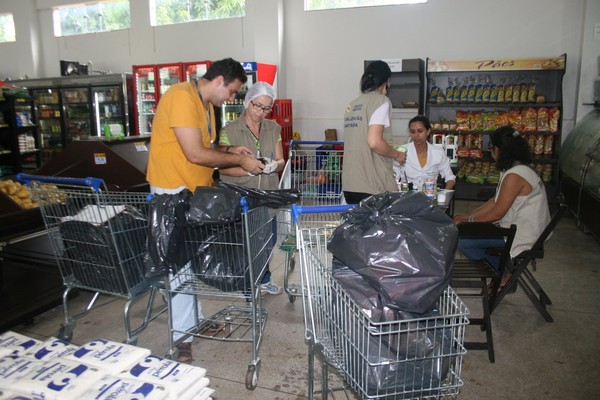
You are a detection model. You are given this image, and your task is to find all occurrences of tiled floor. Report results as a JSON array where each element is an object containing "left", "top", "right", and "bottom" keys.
[{"left": 9, "top": 201, "right": 600, "bottom": 399}]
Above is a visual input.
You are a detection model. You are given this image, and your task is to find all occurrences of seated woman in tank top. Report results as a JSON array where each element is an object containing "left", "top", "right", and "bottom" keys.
[{"left": 454, "top": 125, "right": 551, "bottom": 288}]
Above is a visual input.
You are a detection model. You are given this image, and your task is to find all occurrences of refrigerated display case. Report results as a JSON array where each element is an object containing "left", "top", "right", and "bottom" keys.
[
  {"left": 0, "top": 94, "right": 41, "bottom": 175},
  {"left": 560, "top": 107, "right": 600, "bottom": 241},
  {"left": 92, "top": 85, "right": 127, "bottom": 137},
  {"left": 132, "top": 64, "right": 156, "bottom": 136},
  {"left": 133, "top": 63, "right": 183, "bottom": 136},
  {"left": 157, "top": 63, "right": 183, "bottom": 96},
  {"left": 183, "top": 60, "right": 211, "bottom": 82},
  {"left": 32, "top": 89, "right": 62, "bottom": 164},
  {"left": 220, "top": 61, "right": 278, "bottom": 128},
  {"left": 62, "top": 86, "right": 92, "bottom": 141},
  {"left": 12, "top": 74, "right": 134, "bottom": 165}
]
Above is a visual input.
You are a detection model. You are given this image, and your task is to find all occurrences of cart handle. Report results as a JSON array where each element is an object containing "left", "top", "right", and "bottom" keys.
[
  {"left": 16, "top": 173, "right": 105, "bottom": 192},
  {"left": 289, "top": 140, "right": 344, "bottom": 146},
  {"left": 291, "top": 204, "right": 355, "bottom": 224}
]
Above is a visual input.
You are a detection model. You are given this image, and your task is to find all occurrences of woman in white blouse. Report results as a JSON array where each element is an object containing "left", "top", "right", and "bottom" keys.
[{"left": 396, "top": 115, "right": 456, "bottom": 190}]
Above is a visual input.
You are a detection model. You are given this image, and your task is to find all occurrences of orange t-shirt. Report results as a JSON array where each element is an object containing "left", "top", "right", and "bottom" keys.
[{"left": 146, "top": 81, "right": 216, "bottom": 190}]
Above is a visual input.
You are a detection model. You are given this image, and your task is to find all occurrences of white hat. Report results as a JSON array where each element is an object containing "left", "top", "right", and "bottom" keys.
[{"left": 243, "top": 81, "right": 276, "bottom": 109}]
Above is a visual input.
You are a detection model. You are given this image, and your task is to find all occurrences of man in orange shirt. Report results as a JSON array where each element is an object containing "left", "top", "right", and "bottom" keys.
[{"left": 147, "top": 58, "right": 264, "bottom": 363}]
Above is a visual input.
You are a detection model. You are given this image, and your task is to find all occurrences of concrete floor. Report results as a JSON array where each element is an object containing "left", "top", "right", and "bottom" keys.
[{"left": 10, "top": 201, "right": 600, "bottom": 400}]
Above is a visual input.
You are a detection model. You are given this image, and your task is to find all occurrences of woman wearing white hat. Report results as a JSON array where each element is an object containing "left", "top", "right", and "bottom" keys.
[{"left": 218, "top": 81, "right": 283, "bottom": 295}]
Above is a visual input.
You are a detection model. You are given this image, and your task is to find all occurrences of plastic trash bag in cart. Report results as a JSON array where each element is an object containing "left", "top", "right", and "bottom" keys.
[
  {"left": 216, "top": 181, "right": 301, "bottom": 209},
  {"left": 187, "top": 185, "right": 243, "bottom": 226},
  {"left": 327, "top": 191, "right": 458, "bottom": 314},
  {"left": 60, "top": 204, "right": 147, "bottom": 293},
  {"left": 331, "top": 260, "right": 453, "bottom": 398},
  {"left": 188, "top": 220, "right": 273, "bottom": 292},
  {"left": 145, "top": 190, "right": 192, "bottom": 278}
]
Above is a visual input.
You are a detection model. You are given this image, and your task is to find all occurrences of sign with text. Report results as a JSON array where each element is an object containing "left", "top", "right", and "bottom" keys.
[{"left": 428, "top": 55, "right": 566, "bottom": 72}]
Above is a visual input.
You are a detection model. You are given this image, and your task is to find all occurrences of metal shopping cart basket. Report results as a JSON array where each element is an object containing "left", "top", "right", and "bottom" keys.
[
  {"left": 17, "top": 173, "right": 160, "bottom": 345},
  {"left": 163, "top": 197, "right": 273, "bottom": 390},
  {"left": 278, "top": 140, "right": 344, "bottom": 303},
  {"left": 293, "top": 204, "right": 470, "bottom": 400}
]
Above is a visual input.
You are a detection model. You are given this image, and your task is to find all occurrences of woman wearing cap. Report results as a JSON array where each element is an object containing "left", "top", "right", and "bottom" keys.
[
  {"left": 218, "top": 81, "right": 283, "bottom": 189},
  {"left": 454, "top": 126, "right": 551, "bottom": 288},
  {"left": 342, "top": 60, "right": 407, "bottom": 204},
  {"left": 218, "top": 81, "right": 283, "bottom": 295}
]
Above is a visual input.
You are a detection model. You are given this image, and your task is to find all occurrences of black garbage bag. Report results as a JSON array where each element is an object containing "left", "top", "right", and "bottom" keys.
[
  {"left": 216, "top": 180, "right": 301, "bottom": 209},
  {"left": 331, "top": 259, "right": 453, "bottom": 398},
  {"left": 187, "top": 186, "right": 242, "bottom": 226},
  {"left": 145, "top": 190, "right": 192, "bottom": 278},
  {"left": 188, "top": 215, "right": 274, "bottom": 292},
  {"left": 188, "top": 221, "right": 249, "bottom": 291},
  {"left": 60, "top": 205, "right": 147, "bottom": 294},
  {"left": 327, "top": 191, "right": 457, "bottom": 314}
]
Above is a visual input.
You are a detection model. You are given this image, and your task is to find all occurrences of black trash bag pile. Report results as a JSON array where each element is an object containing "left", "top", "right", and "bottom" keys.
[
  {"left": 145, "top": 184, "right": 298, "bottom": 291},
  {"left": 328, "top": 191, "right": 458, "bottom": 314},
  {"left": 331, "top": 260, "right": 454, "bottom": 398},
  {"left": 60, "top": 204, "right": 148, "bottom": 294}
]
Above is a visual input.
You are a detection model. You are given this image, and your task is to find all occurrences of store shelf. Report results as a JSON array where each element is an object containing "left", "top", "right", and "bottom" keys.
[
  {"left": 425, "top": 55, "right": 566, "bottom": 201},
  {"left": 0, "top": 95, "right": 42, "bottom": 173}
]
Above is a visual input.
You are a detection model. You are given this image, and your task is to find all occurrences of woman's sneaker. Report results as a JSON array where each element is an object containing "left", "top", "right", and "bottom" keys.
[{"left": 260, "top": 281, "right": 283, "bottom": 295}]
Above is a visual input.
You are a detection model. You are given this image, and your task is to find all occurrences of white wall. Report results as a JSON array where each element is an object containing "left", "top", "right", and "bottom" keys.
[
  {"left": 576, "top": 0, "right": 600, "bottom": 123},
  {"left": 284, "top": 0, "right": 586, "bottom": 140},
  {"left": 1, "top": 0, "right": 598, "bottom": 141}
]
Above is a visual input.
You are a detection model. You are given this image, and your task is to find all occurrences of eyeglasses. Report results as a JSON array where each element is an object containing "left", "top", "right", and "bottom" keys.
[{"left": 250, "top": 100, "right": 273, "bottom": 113}]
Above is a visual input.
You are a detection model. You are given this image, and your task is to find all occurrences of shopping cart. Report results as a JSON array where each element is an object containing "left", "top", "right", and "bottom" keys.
[
  {"left": 278, "top": 140, "right": 344, "bottom": 303},
  {"left": 16, "top": 173, "right": 160, "bottom": 345},
  {"left": 163, "top": 197, "right": 273, "bottom": 390},
  {"left": 293, "top": 204, "right": 470, "bottom": 400}
]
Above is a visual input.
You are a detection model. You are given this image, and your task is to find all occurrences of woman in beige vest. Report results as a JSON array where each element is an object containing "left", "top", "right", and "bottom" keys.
[{"left": 218, "top": 82, "right": 284, "bottom": 295}]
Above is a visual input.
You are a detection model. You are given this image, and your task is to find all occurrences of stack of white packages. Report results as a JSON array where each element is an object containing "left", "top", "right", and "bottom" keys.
[
  {"left": 0, "top": 331, "right": 42, "bottom": 356},
  {"left": 119, "top": 354, "right": 214, "bottom": 400},
  {"left": 0, "top": 332, "right": 215, "bottom": 400}
]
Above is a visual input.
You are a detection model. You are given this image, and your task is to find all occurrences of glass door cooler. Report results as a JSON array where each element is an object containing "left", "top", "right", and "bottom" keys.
[
  {"left": 157, "top": 63, "right": 183, "bottom": 97},
  {"left": 92, "top": 86, "right": 126, "bottom": 138},
  {"left": 32, "top": 88, "right": 64, "bottom": 164},
  {"left": 133, "top": 64, "right": 157, "bottom": 136},
  {"left": 183, "top": 60, "right": 211, "bottom": 82},
  {"left": 61, "top": 87, "right": 93, "bottom": 142},
  {"left": 132, "top": 63, "right": 182, "bottom": 135}
]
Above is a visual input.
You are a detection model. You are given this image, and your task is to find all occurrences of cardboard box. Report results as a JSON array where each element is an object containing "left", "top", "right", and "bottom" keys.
[{"left": 324, "top": 129, "right": 337, "bottom": 141}]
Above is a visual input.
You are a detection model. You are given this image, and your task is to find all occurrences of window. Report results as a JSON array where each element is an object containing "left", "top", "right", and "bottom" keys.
[
  {"left": 150, "top": 0, "right": 245, "bottom": 26},
  {"left": 0, "top": 13, "right": 16, "bottom": 43},
  {"left": 305, "top": 0, "right": 427, "bottom": 11},
  {"left": 53, "top": 0, "right": 130, "bottom": 37}
]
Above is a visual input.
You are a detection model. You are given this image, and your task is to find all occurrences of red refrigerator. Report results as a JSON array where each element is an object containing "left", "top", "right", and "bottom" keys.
[
  {"left": 132, "top": 62, "right": 183, "bottom": 135},
  {"left": 182, "top": 60, "right": 212, "bottom": 82}
]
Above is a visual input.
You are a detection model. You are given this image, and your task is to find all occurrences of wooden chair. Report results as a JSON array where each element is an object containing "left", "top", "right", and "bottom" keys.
[
  {"left": 492, "top": 201, "right": 567, "bottom": 322},
  {"left": 451, "top": 222, "right": 517, "bottom": 363}
]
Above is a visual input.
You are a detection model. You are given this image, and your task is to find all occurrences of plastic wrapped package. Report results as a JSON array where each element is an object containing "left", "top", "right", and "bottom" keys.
[{"left": 327, "top": 191, "right": 457, "bottom": 314}]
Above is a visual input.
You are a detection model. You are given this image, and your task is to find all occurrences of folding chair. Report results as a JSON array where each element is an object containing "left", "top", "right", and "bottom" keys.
[
  {"left": 451, "top": 223, "right": 517, "bottom": 363},
  {"left": 492, "top": 201, "right": 567, "bottom": 322}
]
